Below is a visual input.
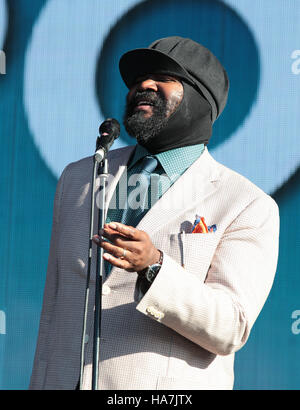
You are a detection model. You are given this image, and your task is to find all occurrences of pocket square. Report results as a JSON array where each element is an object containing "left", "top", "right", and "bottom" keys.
[{"left": 192, "top": 215, "right": 217, "bottom": 233}]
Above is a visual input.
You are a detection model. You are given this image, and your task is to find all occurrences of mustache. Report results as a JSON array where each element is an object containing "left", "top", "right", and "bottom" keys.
[{"left": 126, "top": 90, "right": 165, "bottom": 112}]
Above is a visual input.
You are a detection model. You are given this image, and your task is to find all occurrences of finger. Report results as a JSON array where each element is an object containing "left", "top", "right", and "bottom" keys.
[
  {"left": 105, "top": 222, "right": 138, "bottom": 240},
  {"left": 100, "top": 236, "right": 139, "bottom": 257},
  {"left": 98, "top": 239, "right": 131, "bottom": 260},
  {"left": 99, "top": 227, "right": 140, "bottom": 251},
  {"left": 92, "top": 235, "right": 109, "bottom": 245},
  {"left": 103, "top": 235, "right": 142, "bottom": 254},
  {"left": 103, "top": 253, "right": 134, "bottom": 271},
  {"left": 99, "top": 225, "right": 129, "bottom": 241},
  {"left": 98, "top": 230, "right": 120, "bottom": 243},
  {"left": 93, "top": 235, "right": 135, "bottom": 259},
  {"left": 97, "top": 231, "right": 133, "bottom": 252},
  {"left": 100, "top": 224, "right": 128, "bottom": 238}
]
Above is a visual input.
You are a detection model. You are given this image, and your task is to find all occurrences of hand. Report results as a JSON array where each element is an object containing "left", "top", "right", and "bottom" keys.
[{"left": 92, "top": 222, "right": 161, "bottom": 272}]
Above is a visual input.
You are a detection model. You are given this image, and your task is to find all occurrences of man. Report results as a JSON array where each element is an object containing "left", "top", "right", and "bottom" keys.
[{"left": 30, "top": 36, "right": 279, "bottom": 390}]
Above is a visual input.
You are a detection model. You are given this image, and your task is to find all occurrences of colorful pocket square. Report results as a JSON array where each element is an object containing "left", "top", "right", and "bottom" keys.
[{"left": 192, "top": 215, "right": 217, "bottom": 233}]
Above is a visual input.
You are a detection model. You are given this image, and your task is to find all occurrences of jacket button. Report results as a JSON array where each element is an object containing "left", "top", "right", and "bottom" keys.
[
  {"left": 146, "top": 306, "right": 154, "bottom": 315},
  {"left": 146, "top": 306, "right": 164, "bottom": 320}
]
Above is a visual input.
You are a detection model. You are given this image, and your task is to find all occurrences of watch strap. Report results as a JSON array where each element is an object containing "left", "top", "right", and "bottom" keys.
[{"left": 138, "top": 250, "right": 163, "bottom": 283}]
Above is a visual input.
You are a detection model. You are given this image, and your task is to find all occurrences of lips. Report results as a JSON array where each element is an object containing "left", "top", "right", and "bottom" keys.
[
  {"left": 132, "top": 100, "right": 155, "bottom": 113},
  {"left": 130, "top": 91, "right": 157, "bottom": 108},
  {"left": 127, "top": 91, "right": 162, "bottom": 116},
  {"left": 136, "top": 100, "right": 154, "bottom": 106}
]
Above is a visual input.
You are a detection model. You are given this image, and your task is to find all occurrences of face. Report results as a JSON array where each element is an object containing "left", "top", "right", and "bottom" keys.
[
  {"left": 126, "top": 74, "right": 183, "bottom": 118},
  {"left": 123, "top": 74, "right": 184, "bottom": 145}
]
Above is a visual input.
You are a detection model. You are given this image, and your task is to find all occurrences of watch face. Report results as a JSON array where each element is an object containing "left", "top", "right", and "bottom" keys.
[{"left": 146, "top": 263, "right": 161, "bottom": 282}]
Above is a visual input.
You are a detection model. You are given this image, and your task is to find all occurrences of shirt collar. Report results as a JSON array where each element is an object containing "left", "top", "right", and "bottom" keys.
[
  {"left": 128, "top": 143, "right": 205, "bottom": 180},
  {"left": 128, "top": 144, "right": 150, "bottom": 170}
]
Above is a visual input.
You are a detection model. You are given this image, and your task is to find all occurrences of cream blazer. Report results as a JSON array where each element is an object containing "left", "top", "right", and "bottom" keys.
[{"left": 29, "top": 146, "right": 279, "bottom": 390}]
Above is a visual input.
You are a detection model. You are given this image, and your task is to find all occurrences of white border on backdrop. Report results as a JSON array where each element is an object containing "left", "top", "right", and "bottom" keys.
[
  {"left": 24, "top": 0, "right": 300, "bottom": 193},
  {"left": 0, "top": 0, "right": 7, "bottom": 49}
]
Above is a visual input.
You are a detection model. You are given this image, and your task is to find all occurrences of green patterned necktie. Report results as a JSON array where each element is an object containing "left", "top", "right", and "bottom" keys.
[
  {"left": 104, "top": 155, "right": 159, "bottom": 277},
  {"left": 121, "top": 155, "right": 159, "bottom": 227}
]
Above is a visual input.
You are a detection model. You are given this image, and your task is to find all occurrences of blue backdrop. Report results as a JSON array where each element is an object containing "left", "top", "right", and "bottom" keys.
[{"left": 0, "top": 0, "right": 300, "bottom": 389}]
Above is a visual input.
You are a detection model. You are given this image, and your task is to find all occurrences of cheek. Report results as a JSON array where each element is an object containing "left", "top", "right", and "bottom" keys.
[
  {"left": 166, "top": 87, "right": 184, "bottom": 116},
  {"left": 171, "top": 88, "right": 184, "bottom": 103}
]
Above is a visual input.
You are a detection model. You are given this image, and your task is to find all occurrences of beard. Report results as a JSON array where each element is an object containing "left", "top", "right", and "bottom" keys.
[{"left": 123, "top": 90, "right": 169, "bottom": 146}]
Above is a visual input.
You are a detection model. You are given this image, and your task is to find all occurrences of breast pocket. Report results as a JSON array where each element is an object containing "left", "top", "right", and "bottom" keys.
[{"left": 152, "top": 232, "right": 219, "bottom": 282}]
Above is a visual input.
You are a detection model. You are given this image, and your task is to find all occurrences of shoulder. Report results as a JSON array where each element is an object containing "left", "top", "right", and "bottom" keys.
[
  {"left": 206, "top": 149, "right": 279, "bottom": 213},
  {"left": 60, "top": 145, "right": 136, "bottom": 179},
  {"left": 108, "top": 145, "right": 135, "bottom": 159}
]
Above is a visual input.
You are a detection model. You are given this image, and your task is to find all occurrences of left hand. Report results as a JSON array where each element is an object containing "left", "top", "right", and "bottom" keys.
[{"left": 92, "top": 222, "right": 161, "bottom": 272}]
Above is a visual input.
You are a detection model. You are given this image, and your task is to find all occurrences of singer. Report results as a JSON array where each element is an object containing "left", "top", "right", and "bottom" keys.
[{"left": 30, "top": 36, "right": 279, "bottom": 390}]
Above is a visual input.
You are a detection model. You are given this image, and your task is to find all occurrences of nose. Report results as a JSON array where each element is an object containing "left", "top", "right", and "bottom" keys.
[{"left": 136, "top": 77, "right": 158, "bottom": 92}]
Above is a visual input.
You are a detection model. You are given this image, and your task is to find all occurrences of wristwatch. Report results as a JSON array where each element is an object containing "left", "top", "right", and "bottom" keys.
[{"left": 139, "top": 250, "right": 163, "bottom": 284}]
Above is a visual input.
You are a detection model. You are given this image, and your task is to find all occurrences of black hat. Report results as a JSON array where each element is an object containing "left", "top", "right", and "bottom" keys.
[{"left": 119, "top": 36, "right": 229, "bottom": 122}]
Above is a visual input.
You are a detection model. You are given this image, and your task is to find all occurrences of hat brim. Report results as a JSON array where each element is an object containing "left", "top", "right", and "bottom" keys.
[{"left": 119, "top": 48, "right": 195, "bottom": 89}]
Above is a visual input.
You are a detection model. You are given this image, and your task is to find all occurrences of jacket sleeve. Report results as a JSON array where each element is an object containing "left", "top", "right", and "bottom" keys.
[
  {"left": 135, "top": 195, "right": 280, "bottom": 356},
  {"left": 29, "top": 166, "right": 68, "bottom": 388}
]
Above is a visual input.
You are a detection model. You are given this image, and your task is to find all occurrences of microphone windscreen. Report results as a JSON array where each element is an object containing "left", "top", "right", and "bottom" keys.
[{"left": 99, "top": 118, "right": 120, "bottom": 139}]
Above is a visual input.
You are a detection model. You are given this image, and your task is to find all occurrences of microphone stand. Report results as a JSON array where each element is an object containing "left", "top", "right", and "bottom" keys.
[{"left": 79, "top": 153, "right": 109, "bottom": 390}]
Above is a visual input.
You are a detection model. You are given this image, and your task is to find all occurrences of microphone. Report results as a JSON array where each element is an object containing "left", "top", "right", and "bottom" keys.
[{"left": 95, "top": 118, "right": 120, "bottom": 163}]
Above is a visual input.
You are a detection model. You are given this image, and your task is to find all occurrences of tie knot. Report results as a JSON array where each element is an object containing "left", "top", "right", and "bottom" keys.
[{"left": 141, "top": 155, "right": 158, "bottom": 175}]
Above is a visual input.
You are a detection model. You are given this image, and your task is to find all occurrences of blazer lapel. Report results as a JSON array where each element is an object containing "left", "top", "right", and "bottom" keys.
[{"left": 136, "top": 148, "right": 221, "bottom": 235}]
